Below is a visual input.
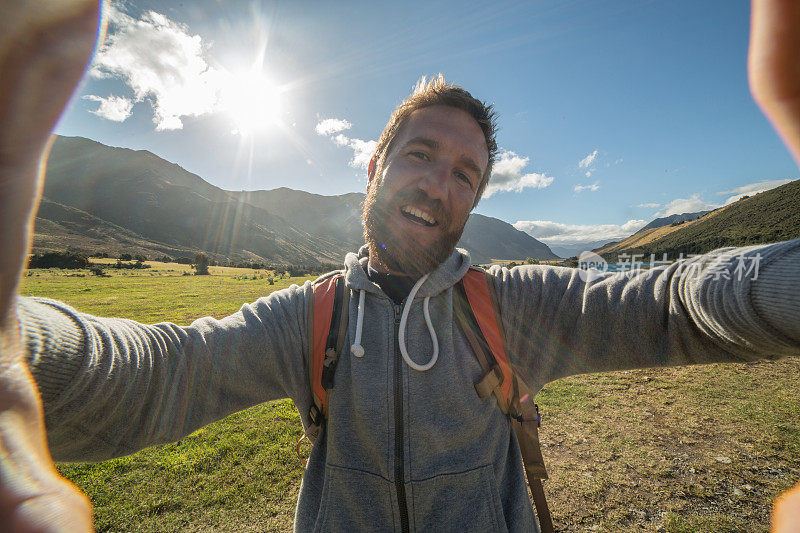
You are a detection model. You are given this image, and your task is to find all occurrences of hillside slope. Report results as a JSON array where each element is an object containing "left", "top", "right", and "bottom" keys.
[{"left": 599, "top": 179, "right": 800, "bottom": 259}]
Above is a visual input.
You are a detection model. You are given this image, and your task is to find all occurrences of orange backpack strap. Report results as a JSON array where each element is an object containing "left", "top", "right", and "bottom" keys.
[
  {"left": 460, "top": 268, "right": 514, "bottom": 409},
  {"left": 457, "top": 267, "right": 553, "bottom": 533},
  {"left": 305, "top": 274, "right": 349, "bottom": 444}
]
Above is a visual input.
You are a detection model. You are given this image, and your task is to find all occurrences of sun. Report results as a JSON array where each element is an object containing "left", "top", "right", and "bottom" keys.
[{"left": 221, "top": 69, "right": 283, "bottom": 136}]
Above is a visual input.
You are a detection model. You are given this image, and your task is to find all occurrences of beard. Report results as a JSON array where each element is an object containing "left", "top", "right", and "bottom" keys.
[{"left": 362, "top": 181, "right": 468, "bottom": 279}]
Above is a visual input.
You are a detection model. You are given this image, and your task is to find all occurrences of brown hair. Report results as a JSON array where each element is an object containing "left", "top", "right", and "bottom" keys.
[{"left": 372, "top": 74, "right": 497, "bottom": 207}]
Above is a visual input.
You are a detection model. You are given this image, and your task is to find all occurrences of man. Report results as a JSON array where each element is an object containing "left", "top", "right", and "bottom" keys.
[{"left": 0, "top": 1, "right": 799, "bottom": 532}]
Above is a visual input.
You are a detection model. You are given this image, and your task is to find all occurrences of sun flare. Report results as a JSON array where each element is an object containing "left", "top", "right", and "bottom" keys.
[{"left": 222, "top": 69, "right": 283, "bottom": 136}]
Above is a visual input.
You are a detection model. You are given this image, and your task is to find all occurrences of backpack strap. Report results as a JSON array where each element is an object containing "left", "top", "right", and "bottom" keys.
[
  {"left": 456, "top": 267, "right": 554, "bottom": 533},
  {"left": 304, "top": 274, "right": 350, "bottom": 444}
]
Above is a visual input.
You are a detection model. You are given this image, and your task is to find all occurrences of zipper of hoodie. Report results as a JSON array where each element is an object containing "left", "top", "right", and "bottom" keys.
[{"left": 394, "top": 303, "right": 410, "bottom": 533}]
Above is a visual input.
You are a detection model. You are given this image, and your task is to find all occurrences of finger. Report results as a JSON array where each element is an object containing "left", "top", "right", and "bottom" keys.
[
  {"left": 771, "top": 480, "right": 800, "bottom": 533},
  {"left": 0, "top": 361, "right": 93, "bottom": 532},
  {"left": 748, "top": 0, "right": 800, "bottom": 165},
  {"left": 0, "top": 0, "right": 102, "bottom": 326}
]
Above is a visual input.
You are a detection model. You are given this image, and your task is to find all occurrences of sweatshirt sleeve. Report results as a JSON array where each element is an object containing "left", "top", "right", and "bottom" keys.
[
  {"left": 16, "top": 282, "right": 314, "bottom": 462},
  {"left": 490, "top": 238, "right": 800, "bottom": 394}
]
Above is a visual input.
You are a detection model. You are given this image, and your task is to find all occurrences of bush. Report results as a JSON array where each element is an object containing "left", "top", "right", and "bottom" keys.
[
  {"left": 28, "top": 251, "right": 89, "bottom": 269},
  {"left": 194, "top": 254, "right": 210, "bottom": 275},
  {"left": 112, "top": 260, "right": 151, "bottom": 270},
  {"left": 119, "top": 253, "right": 133, "bottom": 261},
  {"left": 90, "top": 266, "right": 109, "bottom": 277}
]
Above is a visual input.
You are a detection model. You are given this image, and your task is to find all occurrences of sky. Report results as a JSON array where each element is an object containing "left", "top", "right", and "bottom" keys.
[{"left": 55, "top": 0, "right": 798, "bottom": 257}]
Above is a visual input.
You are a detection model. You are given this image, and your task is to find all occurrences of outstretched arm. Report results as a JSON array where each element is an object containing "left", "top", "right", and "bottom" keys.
[{"left": 0, "top": 2, "right": 101, "bottom": 531}]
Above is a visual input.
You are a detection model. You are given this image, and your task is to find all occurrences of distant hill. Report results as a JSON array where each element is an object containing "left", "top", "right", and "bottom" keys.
[
  {"left": 459, "top": 214, "right": 559, "bottom": 262},
  {"left": 238, "top": 188, "right": 560, "bottom": 263},
  {"left": 35, "top": 136, "right": 558, "bottom": 264},
  {"left": 635, "top": 210, "right": 711, "bottom": 233},
  {"left": 594, "top": 210, "right": 714, "bottom": 256},
  {"left": 596, "top": 180, "right": 800, "bottom": 259}
]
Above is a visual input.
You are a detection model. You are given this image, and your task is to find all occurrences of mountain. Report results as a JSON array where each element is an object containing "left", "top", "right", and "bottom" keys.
[
  {"left": 595, "top": 179, "right": 800, "bottom": 259},
  {"left": 237, "top": 188, "right": 560, "bottom": 263},
  {"left": 35, "top": 136, "right": 558, "bottom": 264},
  {"left": 459, "top": 214, "right": 560, "bottom": 262},
  {"left": 551, "top": 240, "right": 620, "bottom": 259},
  {"left": 634, "top": 210, "right": 711, "bottom": 233}
]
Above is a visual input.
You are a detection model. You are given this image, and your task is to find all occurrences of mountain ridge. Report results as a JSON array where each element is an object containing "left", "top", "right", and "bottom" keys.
[
  {"left": 595, "top": 180, "right": 800, "bottom": 259},
  {"left": 35, "top": 136, "right": 559, "bottom": 264}
]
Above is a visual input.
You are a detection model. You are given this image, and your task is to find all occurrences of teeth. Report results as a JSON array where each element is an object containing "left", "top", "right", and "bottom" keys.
[{"left": 401, "top": 205, "right": 436, "bottom": 225}]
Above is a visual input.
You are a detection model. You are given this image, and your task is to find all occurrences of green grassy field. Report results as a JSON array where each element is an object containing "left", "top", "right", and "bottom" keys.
[{"left": 20, "top": 263, "right": 799, "bottom": 532}]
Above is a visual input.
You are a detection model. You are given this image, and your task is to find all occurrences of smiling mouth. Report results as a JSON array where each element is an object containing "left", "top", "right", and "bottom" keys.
[{"left": 400, "top": 205, "right": 438, "bottom": 227}]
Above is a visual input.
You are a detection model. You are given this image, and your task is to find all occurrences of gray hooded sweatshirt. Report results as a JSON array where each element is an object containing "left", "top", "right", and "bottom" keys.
[{"left": 18, "top": 239, "right": 800, "bottom": 532}]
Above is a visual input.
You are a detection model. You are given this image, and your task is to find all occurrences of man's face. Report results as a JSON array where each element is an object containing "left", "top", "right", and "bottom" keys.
[{"left": 363, "top": 105, "right": 489, "bottom": 278}]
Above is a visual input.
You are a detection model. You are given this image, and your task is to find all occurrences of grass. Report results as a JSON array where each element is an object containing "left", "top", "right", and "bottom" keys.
[{"left": 20, "top": 263, "right": 799, "bottom": 532}]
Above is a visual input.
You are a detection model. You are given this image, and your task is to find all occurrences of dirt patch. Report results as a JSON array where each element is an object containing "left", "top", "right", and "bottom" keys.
[{"left": 536, "top": 360, "right": 799, "bottom": 532}]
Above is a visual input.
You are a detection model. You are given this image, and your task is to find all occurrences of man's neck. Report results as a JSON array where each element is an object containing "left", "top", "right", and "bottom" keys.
[{"left": 365, "top": 260, "right": 415, "bottom": 305}]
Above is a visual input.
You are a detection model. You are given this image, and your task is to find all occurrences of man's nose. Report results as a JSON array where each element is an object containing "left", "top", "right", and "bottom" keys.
[{"left": 418, "top": 163, "right": 449, "bottom": 201}]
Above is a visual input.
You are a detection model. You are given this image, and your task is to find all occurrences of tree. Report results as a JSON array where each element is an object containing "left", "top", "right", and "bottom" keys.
[
  {"left": 194, "top": 253, "right": 210, "bottom": 275},
  {"left": 525, "top": 257, "right": 539, "bottom": 265}
]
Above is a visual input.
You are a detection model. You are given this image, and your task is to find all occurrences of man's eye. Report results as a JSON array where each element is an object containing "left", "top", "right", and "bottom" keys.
[
  {"left": 456, "top": 172, "right": 473, "bottom": 188},
  {"left": 409, "top": 151, "right": 429, "bottom": 160}
]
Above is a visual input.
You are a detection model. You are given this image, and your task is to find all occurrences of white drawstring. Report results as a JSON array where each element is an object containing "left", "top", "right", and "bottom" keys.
[
  {"left": 350, "top": 274, "right": 440, "bottom": 372},
  {"left": 398, "top": 274, "right": 439, "bottom": 372},
  {"left": 350, "top": 289, "right": 366, "bottom": 358}
]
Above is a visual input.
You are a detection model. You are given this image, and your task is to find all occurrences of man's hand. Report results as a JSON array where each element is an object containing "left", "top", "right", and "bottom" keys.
[
  {"left": 749, "top": 0, "right": 800, "bottom": 165},
  {"left": 0, "top": 1, "right": 101, "bottom": 531},
  {"left": 772, "top": 480, "right": 800, "bottom": 533},
  {"left": 750, "top": 2, "right": 800, "bottom": 529}
]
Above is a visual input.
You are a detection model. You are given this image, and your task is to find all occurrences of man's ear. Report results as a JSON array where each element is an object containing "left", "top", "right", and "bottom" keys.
[{"left": 367, "top": 157, "right": 376, "bottom": 187}]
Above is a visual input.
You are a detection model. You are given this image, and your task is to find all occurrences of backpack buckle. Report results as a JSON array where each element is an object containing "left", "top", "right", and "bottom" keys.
[
  {"left": 321, "top": 347, "right": 338, "bottom": 390},
  {"left": 511, "top": 401, "right": 542, "bottom": 427},
  {"left": 308, "top": 403, "right": 323, "bottom": 426}
]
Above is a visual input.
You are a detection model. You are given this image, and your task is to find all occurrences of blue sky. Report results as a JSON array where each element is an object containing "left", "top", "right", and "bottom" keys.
[{"left": 55, "top": 0, "right": 798, "bottom": 257}]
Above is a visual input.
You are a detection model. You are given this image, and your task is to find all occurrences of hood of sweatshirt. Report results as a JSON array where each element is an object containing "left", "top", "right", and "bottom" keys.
[
  {"left": 341, "top": 244, "right": 474, "bottom": 371},
  {"left": 342, "top": 244, "right": 473, "bottom": 299}
]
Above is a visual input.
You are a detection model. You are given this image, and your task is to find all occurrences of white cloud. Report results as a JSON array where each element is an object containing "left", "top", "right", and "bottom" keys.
[
  {"left": 332, "top": 133, "right": 350, "bottom": 147},
  {"left": 514, "top": 219, "right": 648, "bottom": 257},
  {"left": 83, "top": 94, "right": 133, "bottom": 122},
  {"left": 637, "top": 202, "right": 661, "bottom": 209},
  {"left": 718, "top": 178, "right": 792, "bottom": 205},
  {"left": 315, "top": 117, "right": 376, "bottom": 169},
  {"left": 584, "top": 170, "right": 592, "bottom": 178},
  {"left": 484, "top": 149, "right": 554, "bottom": 197},
  {"left": 578, "top": 150, "right": 598, "bottom": 169},
  {"left": 574, "top": 182, "right": 600, "bottom": 193},
  {"left": 315, "top": 118, "right": 352, "bottom": 136},
  {"left": 654, "top": 194, "right": 720, "bottom": 217},
  {"left": 348, "top": 138, "right": 378, "bottom": 169},
  {"left": 89, "top": 5, "right": 226, "bottom": 130}
]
